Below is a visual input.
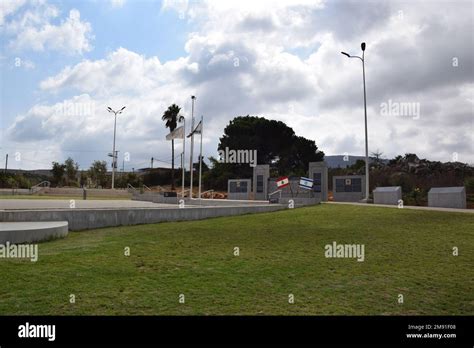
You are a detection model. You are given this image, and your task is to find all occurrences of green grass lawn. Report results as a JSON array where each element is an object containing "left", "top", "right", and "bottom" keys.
[{"left": 0, "top": 204, "right": 472, "bottom": 315}]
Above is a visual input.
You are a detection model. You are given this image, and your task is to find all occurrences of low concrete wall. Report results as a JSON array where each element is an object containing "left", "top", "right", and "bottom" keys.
[
  {"left": 0, "top": 205, "right": 286, "bottom": 231},
  {"left": 153, "top": 195, "right": 179, "bottom": 204},
  {"left": 0, "top": 189, "right": 31, "bottom": 196},
  {"left": 184, "top": 198, "right": 272, "bottom": 207},
  {"left": 132, "top": 191, "right": 156, "bottom": 202},
  {"left": 43, "top": 188, "right": 132, "bottom": 198},
  {"left": 278, "top": 197, "right": 321, "bottom": 207},
  {"left": 133, "top": 192, "right": 273, "bottom": 207},
  {"left": 0, "top": 221, "right": 69, "bottom": 244}
]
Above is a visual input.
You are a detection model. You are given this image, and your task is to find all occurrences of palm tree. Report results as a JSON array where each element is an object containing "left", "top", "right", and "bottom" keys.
[{"left": 162, "top": 104, "right": 184, "bottom": 190}]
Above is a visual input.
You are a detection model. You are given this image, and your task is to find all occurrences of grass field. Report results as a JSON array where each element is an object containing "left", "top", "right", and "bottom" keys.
[{"left": 0, "top": 204, "right": 472, "bottom": 315}]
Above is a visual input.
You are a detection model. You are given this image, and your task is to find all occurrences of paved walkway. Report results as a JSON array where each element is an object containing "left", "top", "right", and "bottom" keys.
[{"left": 325, "top": 201, "right": 474, "bottom": 213}]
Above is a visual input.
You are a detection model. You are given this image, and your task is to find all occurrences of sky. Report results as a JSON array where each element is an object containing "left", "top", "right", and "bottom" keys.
[{"left": 0, "top": 0, "right": 473, "bottom": 171}]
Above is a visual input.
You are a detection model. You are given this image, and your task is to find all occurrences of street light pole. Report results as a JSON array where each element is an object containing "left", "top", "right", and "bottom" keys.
[
  {"left": 341, "top": 42, "right": 370, "bottom": 202},
  {"left": 189, "top": 96, "right": 196, "bottom": 198},
  {"left": 107, "top": 106, "right": 126, "bottom": 189}
]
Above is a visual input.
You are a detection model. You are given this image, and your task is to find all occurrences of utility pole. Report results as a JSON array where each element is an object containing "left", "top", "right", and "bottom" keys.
[
  {"left": 151, "top": 157, "right": 154, "bottom": 169},
  {"left": 4, "top": 154, "right": 8, "bottom": 174}
]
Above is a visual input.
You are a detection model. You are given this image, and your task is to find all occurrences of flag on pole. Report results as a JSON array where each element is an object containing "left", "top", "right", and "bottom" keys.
[
  {"left": 276, "top": 176, "right": 289, "bottom": 189},
  {"left": 187, "top": 120, "right": 202, "bottom": 137},
  {"left": 166, "top": 125, "right": 184, "bottom": 140},
  {"left": 299, "top": 177, "right": 313, "bottom": 190}
]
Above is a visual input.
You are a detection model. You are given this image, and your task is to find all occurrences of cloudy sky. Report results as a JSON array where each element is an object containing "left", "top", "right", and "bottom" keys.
[{"left": 1, "top": 0, "right": 473, "bottom": 171}]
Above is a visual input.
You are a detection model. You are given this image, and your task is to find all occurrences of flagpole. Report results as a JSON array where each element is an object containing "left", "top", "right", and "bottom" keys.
[
  {"left": 198, "top": 116, "right": 203, "bottom": 199},
  {"left": 189, "top": 96, "right": 196, "bottom": 198},
  {"left": 182, "top": 118, "right": 186, "bottom": 198}
]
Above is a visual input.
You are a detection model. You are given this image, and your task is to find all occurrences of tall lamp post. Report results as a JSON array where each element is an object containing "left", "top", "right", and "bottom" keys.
[
  {"left": 341, "top": 42, "right": 369, "bottom": 202},
  {"left": 107, "top": 106, "right": 126, "bottom": 189},
  {"left": 189, "top": 96, "right": 196, "bottom": 198}
]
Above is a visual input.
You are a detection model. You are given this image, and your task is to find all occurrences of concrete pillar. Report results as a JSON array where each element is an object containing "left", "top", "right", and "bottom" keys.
[
  {"left": 253, "top": 164, "right": 270, "bottom": 200},
  {"left": 308, "top": 161, "right": 328, "bottom": 202}
]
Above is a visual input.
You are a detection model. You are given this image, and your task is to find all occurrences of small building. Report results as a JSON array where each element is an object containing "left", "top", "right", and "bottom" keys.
[
  {"left": 428, "top": 187, "right": 466, "bottom": 209},
  {"left": 227, "top": 179, "right": 251, "bottom": 200},
  {"left": 332, "top": 175, "right": 366, "bottom": 202},
  {"left": 373, "top": 186, "right": 402, "bottom": 205}
]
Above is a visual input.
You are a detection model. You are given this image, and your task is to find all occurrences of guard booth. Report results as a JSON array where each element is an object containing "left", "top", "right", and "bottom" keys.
[
  {"left": 227, "top": 179, "right": 251, "bottom": 200},
  {"left": 332, "top": 175, "right": 366, "bottom": 202}
]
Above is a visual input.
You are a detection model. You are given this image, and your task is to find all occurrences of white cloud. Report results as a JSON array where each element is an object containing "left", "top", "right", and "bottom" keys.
[
  {"left": 4, "top": 2, "right": 93, "bottom": 54},
  {"left": 40, "top": 47, "right": 190, "bottom": 95},
  {"left": 0, "top": 0, "right": 27, "bottom": 25}
]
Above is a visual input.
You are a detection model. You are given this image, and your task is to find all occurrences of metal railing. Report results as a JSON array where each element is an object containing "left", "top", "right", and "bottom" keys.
[
  {"left": 179, "top": 189, "right": 190, "bottom": 198},
  {"left": 30, "top": 181, "right": 51, "bottom": 194},
  {"left": 200, "top": 189, "right": 214, "bottom": 199},
  {"left": 268, "top": 189, "right": 282, "bottom": 200}
]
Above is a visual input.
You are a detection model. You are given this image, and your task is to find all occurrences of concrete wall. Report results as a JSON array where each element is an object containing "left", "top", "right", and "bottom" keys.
[
  {"left": 227, "top": 179, "right": 252, "bottom": 200},
  {"left": 132, "top": 191, "right": 177, "bottom": 203},
  {"left": 277, "top": 197, "right": 321, "bottom": 207},
  {"left": 132, "top": 191, "right": 156, "bottom": 202},
  {"left": 153, "top": 195, "right": 179, "bottom": 204},
  {"left": 183, "top": 198, "right": 272, "bottom": 207},
  {"left": 0, "top": 221, "right": 68, "bottom": 244},
  {"left": 428, "top": 187, "right": 466, "bottom": 209},
  {"left": 133, "top": 193, "right": 272, "bottom": 206},
  {"left": 373, "top": 186, "right": 402, "bottom": 205},
  {"left": 332, "top": 175, "right": 366, "bottom": 202},
  {"left": 44, "top": 188, "right": 132, "bottom": 198},
  {"left": 0, "top": 205, "right": 286, "bottom": 231},
  {"left": 0, "top": 189, "right": 31, "bottom": 196}
]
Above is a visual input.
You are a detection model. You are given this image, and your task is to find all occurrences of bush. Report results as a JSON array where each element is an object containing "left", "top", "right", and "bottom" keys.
[{"left": 464, "top": 177, "right": 474, "bottom": 194}]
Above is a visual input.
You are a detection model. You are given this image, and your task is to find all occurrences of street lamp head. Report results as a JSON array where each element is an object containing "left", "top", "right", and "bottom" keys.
[
  {"left": 107, "top": 107, "right": 112, "bottom": 112},
  {"left": 191, "top": 95, "right": 196, "bottom": 100},
  {"left": 120, "top": 106, "right": 126, "bottom": 111},
  {"left": 341, "top": 51, "right": 351, "bottom": 58},
  {"left": 361, "top": 42, "right": 366, "bottom": 51}
]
